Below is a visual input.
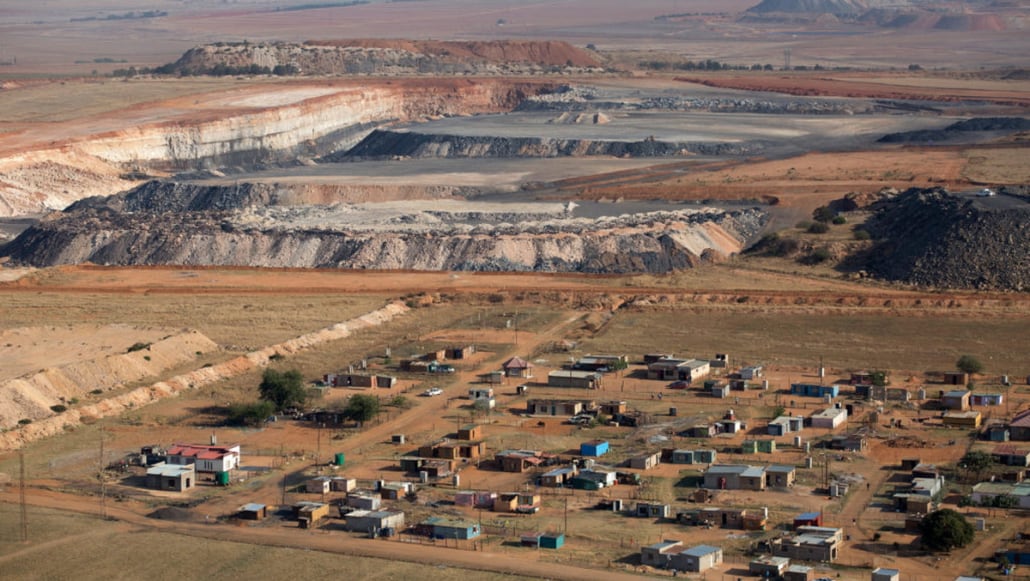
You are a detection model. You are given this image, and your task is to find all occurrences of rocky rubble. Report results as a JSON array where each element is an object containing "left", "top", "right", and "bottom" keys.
[
  {"left": 516, "top": 85, "right": 871, "bottom": 115},
  {"left": 861, "top": 187, "right": 1030, "bottom": 291}
]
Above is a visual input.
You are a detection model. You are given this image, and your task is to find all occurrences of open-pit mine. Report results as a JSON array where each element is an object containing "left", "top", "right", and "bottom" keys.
[{"left": 0, "top": 74, "right": 978, "bottom": 276}]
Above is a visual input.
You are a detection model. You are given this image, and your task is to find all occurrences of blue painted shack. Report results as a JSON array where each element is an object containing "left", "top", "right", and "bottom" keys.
[
  {"left": 790, "top": 383, "right": 840, "bottom": 398},
  {"left": 541, "top": 533, "right": 565, "bottom": 549},
  {"left": 580, "top": 439, "right": 609, "bottom": 457},
  {"left": 422, "top": 516, "right": 481, "bottom": 540}
]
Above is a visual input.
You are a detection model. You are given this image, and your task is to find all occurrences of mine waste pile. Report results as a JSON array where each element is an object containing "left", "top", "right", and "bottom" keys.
[
  {"left": 861, "top": 187, "right": 1030, "bottom": 291},
  {"left": 0, "top": 180, "right": 768, "bottom": 274}
]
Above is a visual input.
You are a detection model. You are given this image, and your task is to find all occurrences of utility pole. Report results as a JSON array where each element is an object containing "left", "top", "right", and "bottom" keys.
[
  {"left": 19, "top": 450, "right": 28, "bottom": 542},
  {"left": 99, "top": 428, "right": 107, "bottom": 519},
  {"left": 563, "top": 496, "right": 569, "bottom": 533},
  {"left": 316, "top": 422, "right": 323, "bottom": 472},
  {"left": 824, "top": 452, "right": 831, "bottom": 490}
]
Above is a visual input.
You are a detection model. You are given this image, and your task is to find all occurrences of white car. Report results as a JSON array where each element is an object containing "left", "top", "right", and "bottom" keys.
[
  {"left": 977, "top": 188, "right": 996, "bottom": 197},
  {"left": 423, "top": 387, "right": 443, "bottom": 397}
]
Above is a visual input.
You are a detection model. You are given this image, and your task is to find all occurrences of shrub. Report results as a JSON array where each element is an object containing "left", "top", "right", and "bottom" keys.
[
  {"left": 18, "top": 418, "right": 32, "bottom": 425},
  {"left": 227, "top": 400, "right": 276, "bottom": 426},
  {"left": 91, "top": 389, "right": 104, "bottom": 395},
  {"left": 853, "top": 229, "right": 871, "bottom": 241},
  {"left": 50, "top": 405, "right": 68, "bottom": 413},
  {"left": 127, "top": 341, "right": 151, "bottom": 353},
  {"left": 809, "top": 248, "right": 832, "bottom": 263},
  {"left": 807, "top": 222, "right": 830, "bottom": 234},
  {"left": 832, "top": 215, "right": 847, "bottom": 225},
  {"left": 796, "top": 220, "right": 813, "bottom": 230},
  {"left": 812, "top": 205, "right": 835, "bottom": 223},
  {"left": 752, "top": 233, "right": 800, "bottom": 257}
]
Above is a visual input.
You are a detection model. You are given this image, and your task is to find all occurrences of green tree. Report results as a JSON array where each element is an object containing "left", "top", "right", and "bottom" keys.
[
  {"left": 227, "top": 400, "right": 276, "bottom": 426},
  {"left": 956, "top": 355, "right": 985, "bottom": 375},
  {"left": 344, "top": 394, "right": 380, "bottom": 423},
  {"left": 258, "top": 368, "right": 306, "bottom": 411},
  {"left": 920, "top": 509, "right": 974, "bottom": 552},
  {"left": 870, "top": 370, "right": 889, "bottom": 387},
  {"left": 960, "top": 450, "right": 993, "bottom": 480}
]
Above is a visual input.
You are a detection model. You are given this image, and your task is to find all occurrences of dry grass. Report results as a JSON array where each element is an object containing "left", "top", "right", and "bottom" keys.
[
  {"left": 0, "top": 291, "right": 384, "bottom": 347},
  {"left": 0, "top": 504, "right": 532, "bottom": 580},
  {"left": 962, "top": 146, "right": 1030, "bottom": 185},
  {"left": 0, "top": 78, "right": 261, "bottom": 124},
  {"left": 580, "top": 309, "right": 1030, "bottom": 376}
]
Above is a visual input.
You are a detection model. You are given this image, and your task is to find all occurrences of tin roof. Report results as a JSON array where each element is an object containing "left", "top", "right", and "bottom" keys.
[
  {"left": 707, "top": 464, "right": 750, "bottom": 475},
  {"left": 146, "top": 463, "right": 193, "bottom": 477},
  {"left": 683, "top": 544, "right": 721, "bottom": 557},
  {"left": 1011, "top": 409, "right": 1030, "bottom": 428}
]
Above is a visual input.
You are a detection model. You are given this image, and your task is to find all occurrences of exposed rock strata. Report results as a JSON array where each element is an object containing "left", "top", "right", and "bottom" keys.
[
  {"left": 340, "top": 129, "right": 765, "bottom": 160},
  {"left": 0, "top": 79, "right": 554, "bottom": 217},
  {"left": 1, "top": 181, "right": 768, "bottom": 274},
  {"left": 166, "top": 39, "right": 602, "bottom": 76}
]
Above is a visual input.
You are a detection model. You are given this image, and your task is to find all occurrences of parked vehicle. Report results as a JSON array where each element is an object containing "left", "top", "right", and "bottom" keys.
[
  {"left": 423, "top": 387, "right": 443, "bottom": 397},
  {"left": 668, "top": 380, "right": 690, "bottom": 389},
  {"left": 977, "top": 188, "right": 996, "bottom": 197}
]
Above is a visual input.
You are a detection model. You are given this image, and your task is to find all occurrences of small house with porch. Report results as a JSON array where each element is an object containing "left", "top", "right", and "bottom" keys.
[
  {"left": 502, "top": 356, "right": 533, "bottom": 378},
  {"left": 539, "top": 465, "right": 579, "bottom": 487}
]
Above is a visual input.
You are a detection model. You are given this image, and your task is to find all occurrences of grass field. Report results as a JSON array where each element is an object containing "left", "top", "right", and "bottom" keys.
[
  {"left": 579, "top": 309, "right": 1030, "bottom": 376},
  {"left": 0, "top": 291, "right": 384, "bottom": 347},
  {"left": 0, "top": 504, "right": 534, "bottom": 580}
]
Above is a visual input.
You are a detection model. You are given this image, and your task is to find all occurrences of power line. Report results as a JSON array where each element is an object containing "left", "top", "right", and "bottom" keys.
[{"left": 19, "top": 450, "right": 28, "bottom": 542}]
